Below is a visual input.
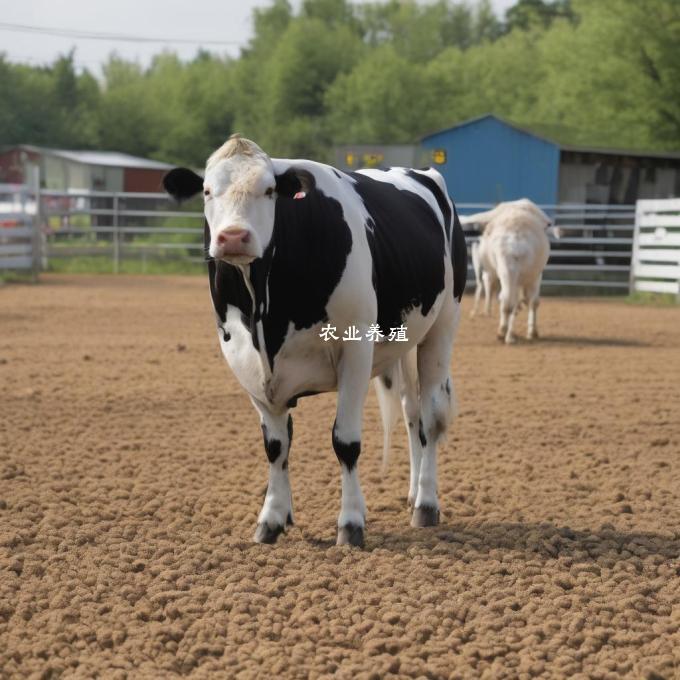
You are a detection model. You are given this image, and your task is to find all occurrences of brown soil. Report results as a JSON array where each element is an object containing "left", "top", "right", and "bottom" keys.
[{"left": 1, "top": 274, "right": 679, "bottom": 679}]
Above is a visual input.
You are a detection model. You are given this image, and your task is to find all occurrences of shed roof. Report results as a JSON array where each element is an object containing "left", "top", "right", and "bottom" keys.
[
  {"left": 4, "top": 144, "right": 174, "bottom": 170},
  {"left": 421, "top": 114, "right": 680, "bottom": 161}
]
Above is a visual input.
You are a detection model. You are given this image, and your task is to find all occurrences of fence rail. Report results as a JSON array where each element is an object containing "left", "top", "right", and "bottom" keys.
[
  {"left": 0, "top": 186, "right": 654, "bottom": 293},
  {"left": 457, "top": 202, "right": 635, "bottom": 291},
  {"left": 630, "top": 198, "right": 680, "bottom": 298}
]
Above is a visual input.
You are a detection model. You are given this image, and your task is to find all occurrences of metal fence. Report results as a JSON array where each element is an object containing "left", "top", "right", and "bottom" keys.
[
  {"left": 1, "top": 186, "right": 639, "bottom": 292},
  {"left": 37, "top": 189, "right": 204, "bottom": 274},
  {"left": 458, "top": 203, "right": 635, "bottom": 292},
  {"left": 0, "top": 183, "right": 41, "bottom": 276}
]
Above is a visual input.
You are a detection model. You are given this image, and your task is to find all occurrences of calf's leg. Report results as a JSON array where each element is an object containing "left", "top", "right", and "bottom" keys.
[
  {"left": 498, "top": 265, "right": 520, "bottom": 344},
  {"left": 471, "top": 275, "right": 484, "bottom": 317},
  {"left": 252, "top": 398, "right": 294, "bottom": 544},
  {"left": 526, "top": 277, "right": 542, "bottom": 340},
  {"left": 482, "top": 271, "right": 495, "bottom": 316}
]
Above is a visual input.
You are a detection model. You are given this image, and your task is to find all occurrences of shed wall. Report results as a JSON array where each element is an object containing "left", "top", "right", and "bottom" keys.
[{"left": 421, "top": 117, "right": 560, "bottom": 204}]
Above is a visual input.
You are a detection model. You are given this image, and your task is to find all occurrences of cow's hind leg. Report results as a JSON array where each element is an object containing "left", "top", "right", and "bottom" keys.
[
  {"left": 333, "top": 338, "right": 372, "bottom": 547},
  {"left": 413, "top": 297, "right": 460, "bottom": 527},
  {"left": 526, "top": 276, "right": 542, "bottom": 340},
  {"left": 252, "top": 399, "right": 294, "bottom": 544},
  {"left": 471, "top": 276, "right": 483, "bottom": 318},
  {"left": 482, "top": 271, "right": 495, "bottom": 317},
  {"left": 400, "top": 349, "right": 422, "bottom": 508},
  {"left": 498, "top": 265, "right": 520, "bottom": 344}
]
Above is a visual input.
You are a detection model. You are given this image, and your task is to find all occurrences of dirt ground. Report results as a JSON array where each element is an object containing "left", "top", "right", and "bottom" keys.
[{"left": 1, "top": 274, "right": 679, "bottom": 679}]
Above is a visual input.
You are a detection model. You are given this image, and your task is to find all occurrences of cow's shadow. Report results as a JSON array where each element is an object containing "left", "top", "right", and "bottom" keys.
[
  {"left": 538, "top": 335, "right": 649, "bottom": 348},
  {"left": 304, "top": 521, "right": 679, "bottom": 563}
]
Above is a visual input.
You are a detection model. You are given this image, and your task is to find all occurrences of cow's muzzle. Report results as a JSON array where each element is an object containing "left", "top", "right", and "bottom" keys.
[{"left": 213, "top": 228, "right": 253, "bottom": 260}]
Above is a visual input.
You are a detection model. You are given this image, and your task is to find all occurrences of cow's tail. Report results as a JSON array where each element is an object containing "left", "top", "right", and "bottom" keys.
[
  {"left": 373, "top": 363, "right": 402, "bottom": 473},
  {"left": 458, "top": 206, "right": 502, "bottom": 230}
]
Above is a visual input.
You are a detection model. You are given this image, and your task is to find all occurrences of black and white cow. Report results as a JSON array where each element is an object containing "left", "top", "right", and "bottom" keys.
[{"left": 163, "top": 134, "right": 467, "bottom": 547}]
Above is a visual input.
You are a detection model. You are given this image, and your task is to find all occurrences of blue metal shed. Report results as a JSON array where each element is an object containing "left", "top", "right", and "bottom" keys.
[{"left": 421, "top": 114, "right": 561, "bottom": 205}]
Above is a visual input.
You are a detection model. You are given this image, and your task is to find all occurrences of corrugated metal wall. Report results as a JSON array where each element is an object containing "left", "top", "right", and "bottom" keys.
[{"left": 421, "top": 116, "right": 560, "bottom": 205}]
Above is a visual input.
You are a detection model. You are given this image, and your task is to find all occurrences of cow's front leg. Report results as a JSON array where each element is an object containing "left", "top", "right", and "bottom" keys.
[
  {"left": 333, "top": 337, "right": 372, "bottom": 547},
  {"left": 251, "top": 398, "right": 294, "bottom": 544}
]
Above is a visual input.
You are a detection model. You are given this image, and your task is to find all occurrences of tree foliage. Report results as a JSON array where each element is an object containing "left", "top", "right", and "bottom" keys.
[{"left": 0, "top": 0, "right": 678, "bottom": 165}]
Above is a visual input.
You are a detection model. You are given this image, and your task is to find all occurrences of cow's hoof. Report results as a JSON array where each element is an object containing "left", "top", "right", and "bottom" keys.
[
  {"left": 527, "top": 329, "right": 539, "bottom": 340},
  {"left": 412, "top": 505, "right": 440, "bottom": 528},
  {"left": 254, "top": 522, "right": 284, "bottom": 544},
  {"left": 497, "top": 331, "right": 506, "bottom": 341},
  {"left": 337, "top": 523, "right": 364, "bottom": 547},
  {"left": 286, "top": 512, "right": 294, "bottom": 526},
  {"left": 505, "top": 335, "right": 516, "bottom": 345}
]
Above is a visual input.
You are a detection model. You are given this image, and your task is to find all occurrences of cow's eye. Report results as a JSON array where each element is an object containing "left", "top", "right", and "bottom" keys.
[
  {"left": 203, "top": 188, "right": 211, "bottom": 198},
  {"left": 265, "top": 187, "right": 274, "bottom": 197}
]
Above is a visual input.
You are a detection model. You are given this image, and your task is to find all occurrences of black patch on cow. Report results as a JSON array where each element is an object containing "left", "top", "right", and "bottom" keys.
[
  {"left": 451, "top": 204, "right": 468, "bottom": 301},
  {"left": 222, "top": 329, "right": 231, "bottom": 343},
  {"left": 275, "top": 167, "right": 316, "bottom": 197},
  {"left": 282, "top": 459, "right": 288, "bottom": 470},
  {"left": 287, "top": 414, "right": 293, "bottom": 443},
  {"left": 380, "top": 374, "right": 392, "bottom": 390},
  {"left": 286, "top": 390, "right": 321, "bottom": 408},
  {"left": 260, "top": 423, "right": 282, "bottom": 464},
  {"left": 445, "top": 378, "right": 451, "bottom": 396},
  {"left": 351, "top": 172, "right": 446, "bottom": 331},
  {"left": 418, "top": 418, "right": 427, "bottom": 447},
  {"left": 406, "top": 170, "right": 452, "bottom": 240},
  {"left": 332, "top": 169, "right": 342, "bottom": 178},
  {"left": 266, "top": 439, "right": 282, "bottom": 463},
  {"left": 163, "top": 167, "right": 203, "bottom": 202},
  {"left": 332, "top": 420, "right": 361, "bottom": 471},
  {"left": 206, "top": 180, "right": 352, "bottom": 369}
]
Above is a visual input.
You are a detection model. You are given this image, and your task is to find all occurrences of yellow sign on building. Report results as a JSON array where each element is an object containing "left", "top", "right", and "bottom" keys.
[
  {"left": 363, "top": 153, "right": 384, "bottom": 168},
  {"left": 432, "top": 149, "right": 447, "bottom": 164}
]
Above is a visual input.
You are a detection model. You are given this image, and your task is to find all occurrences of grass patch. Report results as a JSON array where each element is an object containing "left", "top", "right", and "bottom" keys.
[
  {"left": 0, "top": 270, "right": 38, "bottom": 284},
  {"left": 47, "top": 256, "right": 205, "bottom": 275},
  {"left": 625, "top": 291, "right": 678, "bottom": 306}
]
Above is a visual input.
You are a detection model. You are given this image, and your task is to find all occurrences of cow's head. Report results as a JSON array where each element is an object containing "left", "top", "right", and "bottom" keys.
[{"left": 163, "top": 134, "right": 313, "bottom": 264}]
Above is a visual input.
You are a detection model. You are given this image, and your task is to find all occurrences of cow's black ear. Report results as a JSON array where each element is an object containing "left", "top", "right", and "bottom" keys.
[
  {"left": 275, "top": 167, "right": 316, "bottom": 197},
  {"left": 163, "top": 167, "right": 204, "bottom": 202}
]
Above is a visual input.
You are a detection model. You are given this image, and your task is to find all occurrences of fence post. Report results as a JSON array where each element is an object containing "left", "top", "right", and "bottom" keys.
[
  {"left": 30, "top": 167, "right": 42, "bottom": 280},
  {"left": 113, "top": 194, "right": 120, "bottom": 274},
  {"left": 629, "top": 201, "right": 641, "bottom": 295}
]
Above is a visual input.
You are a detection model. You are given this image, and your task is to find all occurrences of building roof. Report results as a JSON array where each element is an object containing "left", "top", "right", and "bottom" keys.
[
  {"left": 5, "top": 144, "right": 174, "bottom": 170},
  {"left": 421, "top": 114, "right": 680, "bottom": 160}
]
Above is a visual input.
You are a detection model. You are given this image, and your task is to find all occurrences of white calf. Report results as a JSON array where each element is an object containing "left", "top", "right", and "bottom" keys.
[{"left": 461, "top": 199, "right": 551, "bottom": 344}]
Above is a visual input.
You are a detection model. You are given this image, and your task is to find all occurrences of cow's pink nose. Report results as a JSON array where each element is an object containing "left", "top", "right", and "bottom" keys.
[{"left": 217, "top": 229, "right": 250, "bottom": 245}]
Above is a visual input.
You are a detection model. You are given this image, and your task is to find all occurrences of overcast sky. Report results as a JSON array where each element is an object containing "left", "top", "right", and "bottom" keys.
[{"left": 0, "top": 0, "right": 516, "bottom": 73}]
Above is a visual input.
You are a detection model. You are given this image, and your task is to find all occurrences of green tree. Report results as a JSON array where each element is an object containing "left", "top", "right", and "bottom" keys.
[
  {"left": 325, "top": 46, "right": 440, "bottom": 144},
  {"left": 504, "top": 0, "right": 574, "bottom": 32},
  {"left": 532, "top": 0, "right": 680, "bottom": 150}
]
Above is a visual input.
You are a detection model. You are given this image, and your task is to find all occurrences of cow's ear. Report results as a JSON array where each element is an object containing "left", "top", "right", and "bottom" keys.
[
  {"left": 163, "top": 167, "right": 204, "bottom": 202},
  {"left": 275, "top": 167, "right": 315, "bottom": 198}
]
